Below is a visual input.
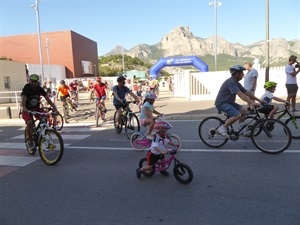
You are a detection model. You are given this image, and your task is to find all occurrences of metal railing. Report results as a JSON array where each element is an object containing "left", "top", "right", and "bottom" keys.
[{"left": 0, "top": 91, "right": 22, "bottom": 108}]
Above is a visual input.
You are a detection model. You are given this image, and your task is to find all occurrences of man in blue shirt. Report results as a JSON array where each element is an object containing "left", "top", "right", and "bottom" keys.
[
  {"left": 215, "top": 65, "right": 264, "bottom": 137},
  {"left": 113, "top": 75, "right": 139, "bottom": 128}
]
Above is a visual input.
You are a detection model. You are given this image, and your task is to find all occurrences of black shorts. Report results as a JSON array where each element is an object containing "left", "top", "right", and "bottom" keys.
[
  {"left": 258, "top": 105, "right": 274, "bottom": 115},
  {"left": 286, "top": 84, "right": 298, "bottom": 96},
  {"left": 146, "top": 151, "right": 164, "bottom": 165}
]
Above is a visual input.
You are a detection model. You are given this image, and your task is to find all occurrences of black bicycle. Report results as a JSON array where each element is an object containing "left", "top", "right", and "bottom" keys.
[
  {"left": 113, "top": 100, "right": 140, "bottom": 139},
  {"left": 198, "top": 107, "right": 292, "bottom": 154},
  {"left": 247, "top": 104, "right": 299, "bottom": 139},
  {"left": 24, "top": 111, "right": 64, "bottom": 165}
]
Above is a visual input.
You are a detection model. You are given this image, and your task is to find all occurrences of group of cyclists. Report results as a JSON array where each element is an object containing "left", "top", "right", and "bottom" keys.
[{"left": 20, "top": 56, "right": 299, "bottom": 178}]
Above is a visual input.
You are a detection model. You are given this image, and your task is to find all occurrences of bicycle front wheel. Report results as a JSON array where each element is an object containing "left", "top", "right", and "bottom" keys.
[
  {"left": 113, "top": 110, "right": 122, "bottom": 134},
  {"left": 125, "top": 113, "right": 140, "bottom": 139},
  {"left": 285, "top": 116, "right": 300, "bottom": 139},
  {"left": 39, "top": 129, "right": 64, "bottom": 165},
  {"left": 198, "top": 117, "right": 228, "bottom": 148},
  {"left": 251, "top": 118, "right": 292, "bottom": 154},
  {"left": 173, "top": 163, "right": 193, "bottom": 184}
]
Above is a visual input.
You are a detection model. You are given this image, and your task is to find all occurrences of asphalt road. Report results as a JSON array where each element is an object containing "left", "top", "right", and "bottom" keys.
[{"left": 1, "top": 120, "right": 300, "bottom": 225}]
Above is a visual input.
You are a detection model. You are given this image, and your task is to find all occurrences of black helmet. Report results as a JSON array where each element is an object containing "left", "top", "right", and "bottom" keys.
[
  {"left": 117, "top": 75, "right": 126, "bottom": 82},
  {"left": 60, "top": 80, "right": 65, "bottom": 84},
  {"left": 229, "top": 65, "right": 246, "bottom": 75}
]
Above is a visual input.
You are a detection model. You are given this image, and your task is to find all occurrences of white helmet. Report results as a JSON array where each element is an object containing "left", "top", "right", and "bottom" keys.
[{"left": 144, "top": 92, "right": 156, "bottom": 100}]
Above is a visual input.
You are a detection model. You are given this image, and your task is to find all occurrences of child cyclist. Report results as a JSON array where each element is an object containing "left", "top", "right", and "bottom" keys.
[
  {"left": 259, "top": 81, "right": 290, "bottom": 118},
  {"left": 136, "top": 121, "right": 179, "bottom": 179},
  {"left": 139, "top": 91, "right": 163, "bottom": 139}
]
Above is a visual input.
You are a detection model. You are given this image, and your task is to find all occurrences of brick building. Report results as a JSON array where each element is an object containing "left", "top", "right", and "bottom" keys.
[{"left": 0, "top": 30, "right": 98, "bottom": 79}]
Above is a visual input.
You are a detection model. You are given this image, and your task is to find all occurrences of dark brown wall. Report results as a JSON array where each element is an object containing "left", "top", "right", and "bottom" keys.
[{"left": 0, "top": 30, "right": 98, "bottom": 78}]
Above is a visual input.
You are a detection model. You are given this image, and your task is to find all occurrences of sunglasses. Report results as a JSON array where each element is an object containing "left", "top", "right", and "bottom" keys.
[{"left": 30, "top": 80, "right": 38, "bottom": 83}]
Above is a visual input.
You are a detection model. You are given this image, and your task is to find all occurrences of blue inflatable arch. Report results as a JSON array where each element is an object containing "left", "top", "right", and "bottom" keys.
[{"left": 149, "top": 55, "right": 208, "bottom": 78}]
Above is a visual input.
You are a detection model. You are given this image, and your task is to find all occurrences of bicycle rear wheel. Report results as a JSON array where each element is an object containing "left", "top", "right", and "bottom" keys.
[
  {"left": 130, "top": 132, "right": 148, "bottom": 151},
  {"left": 125, "top": 113, "right": 140, "bottom": 139},
  {"left": 251, "top": 118, "right": 292, "bottom": 154},
  {"left": 198, "top": 117, "right": 228, "bottom": 148},
  {"left": 165, "top": 133, "right": 182, "bottom": 151},
  {"left": 285, "top": 116, "right": 300, "bottom": 139},
  {"left": 139, "top": 158, "right": 155, "bottom": 177},
  {"left": 113, "top": 110, "right": 123, "bottom": 133},
  {"left": 39, "top": 129, "right": 64, "bottom": 165}
]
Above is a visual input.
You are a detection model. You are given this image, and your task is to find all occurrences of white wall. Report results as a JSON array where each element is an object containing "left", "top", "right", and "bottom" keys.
[{"left": 174, "top": 67, "right": 299, "bottom": 101}]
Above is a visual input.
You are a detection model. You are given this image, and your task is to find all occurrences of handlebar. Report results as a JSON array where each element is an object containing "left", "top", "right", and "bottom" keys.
[{"left": 28, "top": 110, "right": 56, "bottom": 116}]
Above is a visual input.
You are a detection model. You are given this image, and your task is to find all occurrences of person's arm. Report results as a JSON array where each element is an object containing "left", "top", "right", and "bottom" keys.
[
  {"left": 44, "top": 95, "right": 58, "bottom": 112},
  {"left": 153, "top": 146, "right": 166, "bottom": 155},
  {"left": 273, "top": 96, "right": 290, "bottom": 104},
  {"left": 237, "top": 91, "right": 260, "bottom": 106},
  {"left": 290, "top": 67, "right": 300, "bottom": 77},
  {"left": 129, "top": 91, "right": 139, "bottom": 102},
  {"left": 250, "top": 77, "right": 257, "bottom": 91},
  {"left": 153, "top": 109, "right": 163, "bottom": 116},
  {"left": 21, "top": 95, "right": 28, "bottom": 112},
  {"left": 113, "top": 90, "right": 123, "bottom": 104}
]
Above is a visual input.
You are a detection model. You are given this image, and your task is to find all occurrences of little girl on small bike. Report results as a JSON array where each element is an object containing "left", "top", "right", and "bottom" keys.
[
  {"left": 139, "top": 91, "right": 163, "bottom": 140},
  {"left": 136, "top": 121, "right": 179, "bottom": 179}
]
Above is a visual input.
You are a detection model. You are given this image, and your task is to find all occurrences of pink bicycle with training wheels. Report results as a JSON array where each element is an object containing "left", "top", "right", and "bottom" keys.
[{"left": 129, "top": 116, "right": 182, "bottom": 151}]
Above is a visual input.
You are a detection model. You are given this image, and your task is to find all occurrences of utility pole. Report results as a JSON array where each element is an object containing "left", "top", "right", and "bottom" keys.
[{"left": 265, "top": 0, "right": 270, "bottom": 82}]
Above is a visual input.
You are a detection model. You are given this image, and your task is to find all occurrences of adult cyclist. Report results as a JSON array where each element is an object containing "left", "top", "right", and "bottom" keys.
[
  {"left": 113, "top": 75, "right": 139, "bottom": 128},
  {"left": 93, "top": 76, "right": 107, "bottom": 120},
  {"left": 21, "top": 74, "right": 58, "bottom": 153},
  {"left": 215, "top": 65, "right": 265, "bottom": 138},
  {"left": 56, "top": 80, "right": 73, "bottom": 121}
]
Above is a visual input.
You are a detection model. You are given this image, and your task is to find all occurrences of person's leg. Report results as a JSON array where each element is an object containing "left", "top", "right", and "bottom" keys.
[{"left": 268, "top": 105, "right": 279, "bottom": 118}]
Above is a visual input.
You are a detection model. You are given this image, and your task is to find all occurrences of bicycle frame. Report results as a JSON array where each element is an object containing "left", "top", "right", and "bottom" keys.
[
  {"left": 151, "top": 150, "right": 178, "bottom": 172},
  {"left": 224, "top": 107, "right": 272, "bottom": 139}
]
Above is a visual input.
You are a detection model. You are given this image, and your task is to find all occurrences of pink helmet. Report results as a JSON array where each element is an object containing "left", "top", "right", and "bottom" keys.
[{"left": 154, "top": 121, "right": 172, "bottom": 132}]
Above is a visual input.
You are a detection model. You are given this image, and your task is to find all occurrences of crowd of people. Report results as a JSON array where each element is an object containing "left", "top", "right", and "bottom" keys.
[{"left": 20, "top": 55, "right": 299, "bottom": 174}]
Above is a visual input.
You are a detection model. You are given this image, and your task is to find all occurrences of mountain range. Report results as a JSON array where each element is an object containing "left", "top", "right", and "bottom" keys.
[{"left": 105, "top": 26, "right": 300, "bottom": 71}]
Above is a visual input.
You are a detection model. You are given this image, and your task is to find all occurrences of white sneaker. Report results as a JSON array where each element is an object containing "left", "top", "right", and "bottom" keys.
[{"left": 217, "top": 125, "right": 229, "bottom": 138}]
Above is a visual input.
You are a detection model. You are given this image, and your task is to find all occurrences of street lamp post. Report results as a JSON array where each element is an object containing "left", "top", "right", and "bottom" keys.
[
  {"left": 122, "top": 47, "right": 125, "bottom": 74},
  {"left": 45, "top": 37, "right": 51, "bottom": 80},
  {"left": 209, "top": 0, "right": 222, "bottom": 71},
  {"left": 31, "top": 0, "right": 44, "bottom": 82},
  {"left": 265, "top": 0, "right": 270, "bottom": 82}
]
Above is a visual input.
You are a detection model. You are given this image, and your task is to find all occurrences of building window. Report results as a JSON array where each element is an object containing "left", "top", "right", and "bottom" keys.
[
  {"left": 81, "top": 60, "right": 93, "bottom": 74},
  {"left": 4, "top": 76, "right": 10, "bottom": 89}
]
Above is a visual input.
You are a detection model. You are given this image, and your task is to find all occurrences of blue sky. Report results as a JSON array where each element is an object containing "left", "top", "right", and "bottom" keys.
[{"left": 1, "top": 0, "right": 299, "bottom": 56}]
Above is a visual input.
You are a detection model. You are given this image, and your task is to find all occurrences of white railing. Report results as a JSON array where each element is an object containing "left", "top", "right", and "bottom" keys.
[
  {"left": 173, "top": 67, "right": 299, "bottom": 100},
  {"left": 0, "top": 91, "right": 22, "bottom": 108}
]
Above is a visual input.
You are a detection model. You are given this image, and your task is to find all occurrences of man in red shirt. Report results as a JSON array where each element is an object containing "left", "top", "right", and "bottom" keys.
[{"left": 93, "top": 77, "right": 107, "bottom": 119}]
